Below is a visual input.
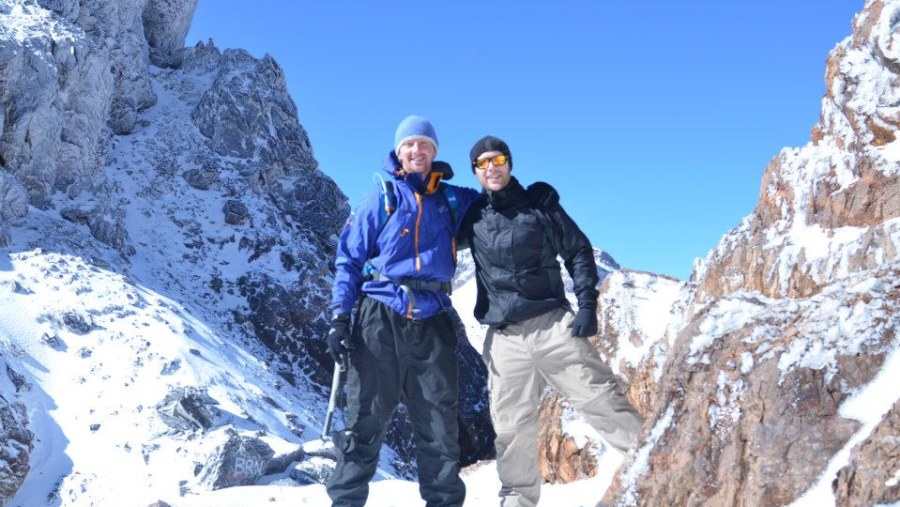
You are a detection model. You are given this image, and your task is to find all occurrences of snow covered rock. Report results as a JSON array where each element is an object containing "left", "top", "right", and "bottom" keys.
[
  {"left": 602, "top": 1, "right": 900, "bottom": 505},
  {"left": 199, "top": 430, "right": 275, "bottom": 490},
  {"left": 0, "top": 359, "right": 32, "bottom": 502},
  {"left": 157, "top": 386, "right": 219, "bottom": 432},
  {"left": 693, "top": 0, "right": 900, "bottom": 302},
  {"left": 607, "top": 269, "right": 898, "bottom": 506},
  {"left": 142, "top": 0, "right": 199, "bottom": 68},
  {"left": 834, "top": 399, "right": 900, "bottom": 506}
]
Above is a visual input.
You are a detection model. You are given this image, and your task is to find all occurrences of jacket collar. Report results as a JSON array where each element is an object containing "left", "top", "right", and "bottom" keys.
[
  {"left": 389, "top": 161, "right": 451, "bottom": 195},
  {"left": 483, "top": 177, "right": 528, "bottom": 210}
]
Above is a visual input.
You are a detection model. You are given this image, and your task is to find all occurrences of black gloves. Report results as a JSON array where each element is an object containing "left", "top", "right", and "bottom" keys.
[
  {"left": 570, "top": 308, "right": 598, "bottom": 338},
  {"left": 327, "top": 314, "right": 352, "bottom": 364}
]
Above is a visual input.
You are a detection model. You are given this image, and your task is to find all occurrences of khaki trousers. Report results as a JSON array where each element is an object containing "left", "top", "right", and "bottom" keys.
[{"left": 482, "top": 307, "right": 643, "bottom": 507}]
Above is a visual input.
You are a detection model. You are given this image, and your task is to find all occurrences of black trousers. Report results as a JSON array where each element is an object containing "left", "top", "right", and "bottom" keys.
[{"left": 326, "top": 297, "right": 465, "bottom": 507}]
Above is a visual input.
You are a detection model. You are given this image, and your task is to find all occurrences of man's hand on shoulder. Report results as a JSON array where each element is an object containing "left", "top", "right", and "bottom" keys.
[
  {"left": 432, "top": 161, "right": 454, "bottom": 180},
  {"left": 526, "top": 181, "right": 560, "bottom": 207}
]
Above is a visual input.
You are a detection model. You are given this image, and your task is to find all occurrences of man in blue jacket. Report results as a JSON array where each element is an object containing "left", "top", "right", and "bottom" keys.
[{"left": 326, "top": 116, "right": 479, "bottom": 507}]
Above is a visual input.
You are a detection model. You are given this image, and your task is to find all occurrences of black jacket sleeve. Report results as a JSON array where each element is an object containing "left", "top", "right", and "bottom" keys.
[{"left": 527, "top": 182, "right": 599, "bottom": 311}]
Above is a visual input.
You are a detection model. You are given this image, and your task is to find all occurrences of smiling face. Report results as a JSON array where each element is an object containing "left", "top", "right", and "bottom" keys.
[
  {"left": 396, "top": 138, "right": 436, "bottom": 176},
  {"left": 474, "top": 150, "right": 512, "bottom": 191}
]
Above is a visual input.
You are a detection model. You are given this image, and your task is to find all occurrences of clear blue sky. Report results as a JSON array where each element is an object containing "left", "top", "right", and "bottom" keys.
[{"left": 187, "top": 1, "right": 863, "bottom": 280}]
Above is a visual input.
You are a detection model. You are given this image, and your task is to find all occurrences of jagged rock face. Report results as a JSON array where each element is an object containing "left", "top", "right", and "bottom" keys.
[
  {"left": 142, "top": 0, "right": 199, "bottom": 68},
  {"left": 834, "top": 399, "right": 900, "bottom": 506},
  {"left": 94, "top": 32, "right": 347, "bottom": 393},
  {"left": 179, "top": 44, "right": 345, "bottom": 392},
  {"left": 694, "top": 0, "right": 900, "bottom": 302},
  {"left": 594, "top": 270, "right": 686, "bottom": 417},
  {"left": 0, "top": 359, "right": 32, "bottom": 502},
  {"left": 237, "top": 272, "right": 333, "bottom": 388},
  {"left": 192, "top": 49, "right": 316, "bottom": 173},
  {"left": 606, "top": 268, "right": 899, "bottom": 506},
  {"left": 537, "top": 393, "right": 599, "bottom": 483},
  {"left": 593, "top": 2, "right": 900, "bottom": 505},
  {"left": 0, "top": 172, "right": 27, "bottom": 247},
  {"left": 0, "top": 0, "right": 197, "bottom": 251},
  {"left": 1, "top": 0, "right": 113, "bottom": 209},
  {"left": 0, "top": 2, "right": 357, "bottom": 503}
]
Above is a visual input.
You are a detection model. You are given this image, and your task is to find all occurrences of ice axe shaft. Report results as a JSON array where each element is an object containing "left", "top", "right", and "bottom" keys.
[{"left": 321, "top": 355, "right": 346, "bottom": 440}]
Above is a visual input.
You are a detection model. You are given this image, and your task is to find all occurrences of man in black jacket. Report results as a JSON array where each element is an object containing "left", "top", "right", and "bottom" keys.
[{"left": 460, "top": 135, "right": 643, "bottom": 507}]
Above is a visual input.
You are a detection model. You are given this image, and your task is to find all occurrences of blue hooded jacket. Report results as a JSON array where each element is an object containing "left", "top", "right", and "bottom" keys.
[{"left": 331, "top": 154, "right": 479, "bottom": 319}]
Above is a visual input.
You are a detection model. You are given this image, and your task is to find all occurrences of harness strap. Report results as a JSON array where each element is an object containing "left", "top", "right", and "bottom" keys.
[{"left": 366, "top": 267, "right": 453, "bottom": 294}]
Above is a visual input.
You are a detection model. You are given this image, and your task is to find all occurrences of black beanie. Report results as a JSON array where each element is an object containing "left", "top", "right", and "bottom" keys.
[{"left": 470, "top": 135, "right": 512, "bottom": 172}]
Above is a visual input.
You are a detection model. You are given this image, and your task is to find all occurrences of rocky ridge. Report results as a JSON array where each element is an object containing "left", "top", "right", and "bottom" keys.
[{"left": 591, "top": 1, "right": 900, "bottom": 505}]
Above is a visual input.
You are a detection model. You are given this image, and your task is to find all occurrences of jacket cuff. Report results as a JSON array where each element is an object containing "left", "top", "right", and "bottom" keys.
[{"left": 331, "top": 301, "right": 354, "bottom": 317}]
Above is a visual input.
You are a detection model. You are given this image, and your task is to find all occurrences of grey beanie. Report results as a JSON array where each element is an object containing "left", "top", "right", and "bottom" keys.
[{"left": 394, "top": 115, "right": 439, "bottom": 154}]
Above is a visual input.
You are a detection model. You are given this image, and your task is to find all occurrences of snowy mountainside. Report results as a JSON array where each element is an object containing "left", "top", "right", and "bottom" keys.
[
  {"left": 0, "top": 3, "right": 493, "bottom": 505},
  {"left": 1, "top": 0, "right": 896, "bottom": 506},
  {"left": 0, "top": 209, "right": 333, "bottom": 506},
  {"left": 0, "top": 1, "right": 356, "bottom": 504}
]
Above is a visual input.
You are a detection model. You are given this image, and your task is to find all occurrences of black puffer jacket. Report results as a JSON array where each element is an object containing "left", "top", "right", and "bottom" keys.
[{"left": 460, "top": 177, "right": 599, "bottom": 327}]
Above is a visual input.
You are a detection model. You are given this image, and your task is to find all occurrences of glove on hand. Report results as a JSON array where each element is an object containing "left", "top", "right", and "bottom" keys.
[
  {"left": 327, "top": 314, "right": 352, "bottom": 364},
  {"left": 570, "top": 308, "right": 598, "bottom": 338}
]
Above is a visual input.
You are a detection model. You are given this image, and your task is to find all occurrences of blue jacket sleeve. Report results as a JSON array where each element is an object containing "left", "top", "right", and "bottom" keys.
[{"left": 331, "top": 189, "right": 381, "bottom": 316}]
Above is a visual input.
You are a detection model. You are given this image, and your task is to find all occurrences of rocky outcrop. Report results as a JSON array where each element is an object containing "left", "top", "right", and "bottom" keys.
[
  {"left": 0, "top": 172, "right": 28, "bottom": 247},
  {"left": 199, "top": 431, "right": 277, "bottom": 490},
  {"left": 142, "top": 0, "right": 199, "bottom": 68},
  {"left": 0, "top": 360, "right": 32, "bottom": 503},
  {"left": 192, "top": 49, "right": 316, "bottom": 173},
  {"left": 538, "top": 394, "right": 599, "bottom": 483},
  {"left": 834, "top": 400, "right": 900, "bottom": 506},
  {"left": 607, "top": 270, "right": 898, "bottom": 505},
  {"left": 601, "top": 1, "right": 900, "bottom": 505},
  {"left": 594, "top": 270, "right": 686, "bottom": 417},
  {"left": 0, "top": 0, "right": 198, "bottom": 250},
  {"left": 693, "top": 0, "right": 900, "bottom": 302},
  {"left": 156, "top": 387, "right": 219, "bottom": 432}
]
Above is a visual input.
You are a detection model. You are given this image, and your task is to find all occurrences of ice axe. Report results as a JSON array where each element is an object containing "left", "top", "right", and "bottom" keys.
[
  {"left": 301, "top": 352, "right": 348, "bottom": 461},
  {"left": 321, "top": 355, "right": 346, "bottom": 440}
]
